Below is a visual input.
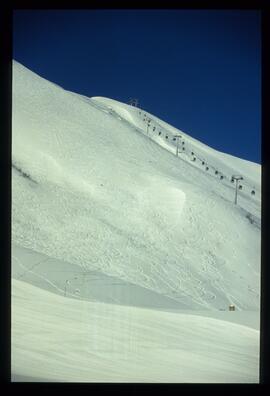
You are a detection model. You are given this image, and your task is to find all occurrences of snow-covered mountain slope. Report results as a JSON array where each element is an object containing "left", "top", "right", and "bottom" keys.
[
  {"left": 90, "top": 96, "right": 260, "bottom": 196},
  {"left": 12, "top": 244, "right": 260, "bottom": 328},
  {"left": 12, "top": 60, "right": 261, "bottom": 383},
  {"left": 12, "top": 60, "right": 261, "bottom": 310},
  {"left": 12, "top": 279, "right": 259, "bottom": 383}
]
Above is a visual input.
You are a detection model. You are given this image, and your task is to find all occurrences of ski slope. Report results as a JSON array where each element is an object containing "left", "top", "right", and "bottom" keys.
[
  {"left": 12, "top": 60, "right": 261, "bottom": 382},
  {"left": 12, "top": 279, "right": 259, "bottom": 383}
]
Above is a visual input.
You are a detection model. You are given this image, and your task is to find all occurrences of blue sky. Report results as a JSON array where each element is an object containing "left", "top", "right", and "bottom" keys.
[{"left": 13, "top": 9, "right": 261, "bottom": 163}]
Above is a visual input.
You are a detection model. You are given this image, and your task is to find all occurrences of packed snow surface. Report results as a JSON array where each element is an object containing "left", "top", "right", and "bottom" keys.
[
  {"left": 12, "top": 279, "right": 259, "bottom": 383},
  {"left": 12, "top": 60, "right": 261, "bottom": 382}
]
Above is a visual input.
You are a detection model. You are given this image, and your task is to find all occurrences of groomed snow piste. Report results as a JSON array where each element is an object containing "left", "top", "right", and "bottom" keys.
[{"left": 12, "top": 60, "right": 261, "bottom": 382}]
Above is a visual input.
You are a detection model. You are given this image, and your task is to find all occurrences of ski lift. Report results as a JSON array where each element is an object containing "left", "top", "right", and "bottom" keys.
[
  {"left": 239, "top": 185, "right": 243, "bottom": 190},
  {"left": 251, "top": 190, "right": 255, "bottom": 195},
  {"left": 220, "top": 175, "right": 224, "bottom": 180}
]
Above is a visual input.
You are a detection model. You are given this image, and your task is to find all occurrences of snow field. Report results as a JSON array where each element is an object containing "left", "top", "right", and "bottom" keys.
[
  {"left": 12, "top": 279, "right": 259, "bottom": 383},
  {"left": 12, "top": 60, "right": 261, "bottom": 382}
]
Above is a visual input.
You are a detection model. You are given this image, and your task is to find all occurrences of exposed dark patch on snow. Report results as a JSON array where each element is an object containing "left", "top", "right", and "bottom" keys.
[
  {"left": 245, "top": 212, "right": 261, "bottom": 229},
  {"left": 12, "top": 162, "right": 37, "bottom": 184}
]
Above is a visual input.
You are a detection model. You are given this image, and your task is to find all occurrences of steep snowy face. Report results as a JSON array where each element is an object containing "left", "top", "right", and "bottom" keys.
[{"left": 12, "top": 61, "right": 261, "bottom": 310}]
